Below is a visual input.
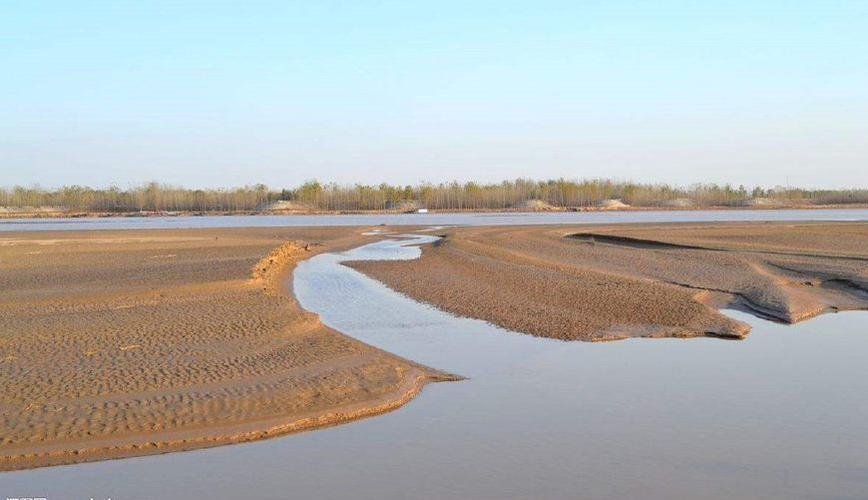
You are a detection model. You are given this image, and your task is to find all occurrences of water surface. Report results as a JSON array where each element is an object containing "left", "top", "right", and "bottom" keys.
[
  {"left": 2, "top": 208, "right": 866, "bottom": 231},
  {"left": 2, "top": 234, "right": 866, "bottom": 499}
]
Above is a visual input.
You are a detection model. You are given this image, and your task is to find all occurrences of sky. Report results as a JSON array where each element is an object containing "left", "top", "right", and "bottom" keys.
[{"left": 1, "top": 0, "right": 866, "bottom": 189}]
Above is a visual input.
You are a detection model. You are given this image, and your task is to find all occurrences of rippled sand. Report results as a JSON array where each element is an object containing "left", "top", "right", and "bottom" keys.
[
  {"left": 3, "top": 221, "right": 865, "bottom": 471},
  {"left": 349, "top": 222, "right": 868, "bottom": 341},
  {"left": 0, "top": 227, "right": 455, "bottom": 471}
]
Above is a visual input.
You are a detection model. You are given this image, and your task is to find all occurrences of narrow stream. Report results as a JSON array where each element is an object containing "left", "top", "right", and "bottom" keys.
[
  {"left": 2, "top": 233, "right": 867, "bottom": 500},
  {"left": 293, "top": 234, "right": 564, "bottom": 377}
]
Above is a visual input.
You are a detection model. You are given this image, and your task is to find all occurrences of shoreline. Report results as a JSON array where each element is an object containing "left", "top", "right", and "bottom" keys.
[
  {"left": 2, "top": 203, "right": 868, "bottom": 219},
  {"left": 349, "top": 221, "right": 868, "bottom": 342},
  {"left": 0, "top": 227, "right": 458, "bottom": 471},
  {"left": 2, "top": 220, "right": 866, "bottom": 471},
  {"left": 0, "top": 363, "right": 453, "bottom": 472}
]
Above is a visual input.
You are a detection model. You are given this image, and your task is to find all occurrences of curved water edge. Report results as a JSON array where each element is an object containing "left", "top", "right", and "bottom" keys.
[
  {"left": 3, "top": 233, "right": 868, "bottom": 499},
  {"left": 293, "top": 233, "right": 574, "bottom": 377}
]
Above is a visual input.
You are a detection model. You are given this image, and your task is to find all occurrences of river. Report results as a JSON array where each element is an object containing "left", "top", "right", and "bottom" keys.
[
  {"left": 2, "top": 232, "right": 866, "bottom": 499},
  {"left": 1, "top": 208, "right": 867, "bottom": 231}
]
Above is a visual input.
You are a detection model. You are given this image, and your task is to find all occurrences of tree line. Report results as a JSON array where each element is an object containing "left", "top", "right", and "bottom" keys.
[
  {"left": 1, "top": 179, "right": 866, "bottom": 213},
  {"left": 0, "top": 182, "right": 270, "bottom": 212}
]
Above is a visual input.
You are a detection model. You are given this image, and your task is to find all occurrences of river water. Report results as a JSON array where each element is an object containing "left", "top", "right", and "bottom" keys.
[
  {"left": 1, "top": 208, "right": 867, "bottom": 231},
  {"left": 2, "top": 233, "right": 866, "bottom": 499}
]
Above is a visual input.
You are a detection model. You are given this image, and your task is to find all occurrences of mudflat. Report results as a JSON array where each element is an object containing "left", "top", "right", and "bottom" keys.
[
  {"left": 349, "top": 222, "right": 868, "bottom": 341},
  {"left": 2, "top": 221, "right": 866, "bottom": 472},
  {"left": 0, "top": 227, "right": 455, "bottom": 471}
]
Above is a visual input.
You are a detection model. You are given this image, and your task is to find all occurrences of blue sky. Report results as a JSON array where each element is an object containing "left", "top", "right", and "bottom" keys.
[{"left": 1, "top": 1, "right": 866, "bottom": 188}]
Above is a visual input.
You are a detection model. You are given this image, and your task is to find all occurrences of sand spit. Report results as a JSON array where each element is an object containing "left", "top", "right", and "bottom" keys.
[
  {"left": 0, "top": 227, "right": 456, "bottom": 471},
  {"left": 348, "top": 222, "right": 867, "bottom": 341}
]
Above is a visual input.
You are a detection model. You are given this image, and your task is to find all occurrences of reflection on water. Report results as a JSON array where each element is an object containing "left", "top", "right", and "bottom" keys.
[
  {"left": 2, "top": 236, "right": 867, "bottom": 500},
  {"left": 1, "top": 208, "right": 867, "bottom": 231}
]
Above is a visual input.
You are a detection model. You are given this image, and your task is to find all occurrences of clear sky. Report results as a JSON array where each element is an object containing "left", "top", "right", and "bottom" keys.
[{"left": 1, "top": 1, "right": 866, "bottom": 189}]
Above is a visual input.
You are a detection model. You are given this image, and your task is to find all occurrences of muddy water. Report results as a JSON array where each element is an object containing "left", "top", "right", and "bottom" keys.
[{"left": 2, "top": 235, "right": 867, "bottom": 499}]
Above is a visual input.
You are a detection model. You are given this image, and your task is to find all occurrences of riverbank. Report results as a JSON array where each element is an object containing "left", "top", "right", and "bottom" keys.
[
  {"left": 0, "top": 227, "right": 456, "bottom": 471},
  {"left": 2, "top": 220, "right": 866, "bottom": 471},
  {"left": 349, "top": 222, "right": 868, "bottom": 341},
  {"left": 3, "top": 203, "right": 868, "bottom": 219}
]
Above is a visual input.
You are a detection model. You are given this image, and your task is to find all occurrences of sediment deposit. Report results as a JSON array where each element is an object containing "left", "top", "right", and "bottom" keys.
[
  {"left": 349, "top": 222, "right": 868, "bottom": 341},
  {"left": 0, "top": 227, "right": 454, "bottom": 471},
  {"left": 3, "top": 221, "right": 865, "bottom": 471}
]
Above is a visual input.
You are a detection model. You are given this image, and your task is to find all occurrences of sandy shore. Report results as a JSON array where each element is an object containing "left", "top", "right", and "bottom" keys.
[
  {"left": 0, "top": 227, "right": 457, "bottom": 471},
  {"left": 2, "top": 221, "right": 866, "bottom": 471},
  {"left": 349, "top": 222, "right": 868, "bottom": 341}
]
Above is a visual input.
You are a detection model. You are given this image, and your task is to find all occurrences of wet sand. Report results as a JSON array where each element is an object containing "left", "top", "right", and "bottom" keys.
[
  {"left": 0, "top": 227, "right": 455, "bottom": 471},
  {"left": 349, "top": 222, "right": 868, "bottom": 341},
  {"left": 2, "top": 221, "right": 866, "bottom": 472}
]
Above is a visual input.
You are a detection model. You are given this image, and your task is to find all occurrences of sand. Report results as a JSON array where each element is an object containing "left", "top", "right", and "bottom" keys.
[
  {"left": 0, "top": 227, "right": 456, "bottom": 471},
  {"left": 349, "top": 222, "right": 868, "bottom": 341},
  {"left": 3, "top": 221, "right": 866, "bottom": 471}
]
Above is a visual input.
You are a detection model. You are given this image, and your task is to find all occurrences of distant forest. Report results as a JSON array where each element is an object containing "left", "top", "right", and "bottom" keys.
[{"left": 1, "top": 179, "right": 867, "bottom": 213}]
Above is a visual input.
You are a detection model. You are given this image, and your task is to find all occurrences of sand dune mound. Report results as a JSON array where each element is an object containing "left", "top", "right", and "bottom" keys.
[
  {"left": 350, "top": 222, "right": 868, "bottom": 342},
  {"left": 660, "top": 198, "right": 694, "bottom": 208},
  {"left": 264, "top": 200, "right": 314, "bottom": 213},
  {"left": 518, "top": 199, "right": 555, "bottom": 211},
  {"left": 737, "top": 197, "right": 786, "bottom": 207},
  {"left": 597, "top": 199, "right": 630, "bottom": 210},
  {"left": 251, "top": 240, "right": 316, "bottom": 292}
]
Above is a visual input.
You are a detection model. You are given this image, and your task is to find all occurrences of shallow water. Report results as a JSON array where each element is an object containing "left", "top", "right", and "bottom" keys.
[
  {"left": 2, "top": 235, "right": 867, "bottom": 499},
  {"left": 2, "top": 208, "right": 867, "bottom": 231}
]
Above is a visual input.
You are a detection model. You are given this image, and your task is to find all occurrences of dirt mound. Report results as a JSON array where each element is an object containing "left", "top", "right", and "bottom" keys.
[
  {"left": 660, "top": 198, "right": 694, "bottom": 208},
  {"left": 597, "top": 199, "right": 630, "bottom": 210},
  {"left": 737, "top": 198, "right": 785, "bottom": 207},
  {"left": 264, "top": 200, "right": 314, "bottom": 213},
  {"left": 518, "top": 199, "right": 555, "bottom": 211},
  {"left": 251, "top": 240, "right": 316, "bottom": 293}
]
